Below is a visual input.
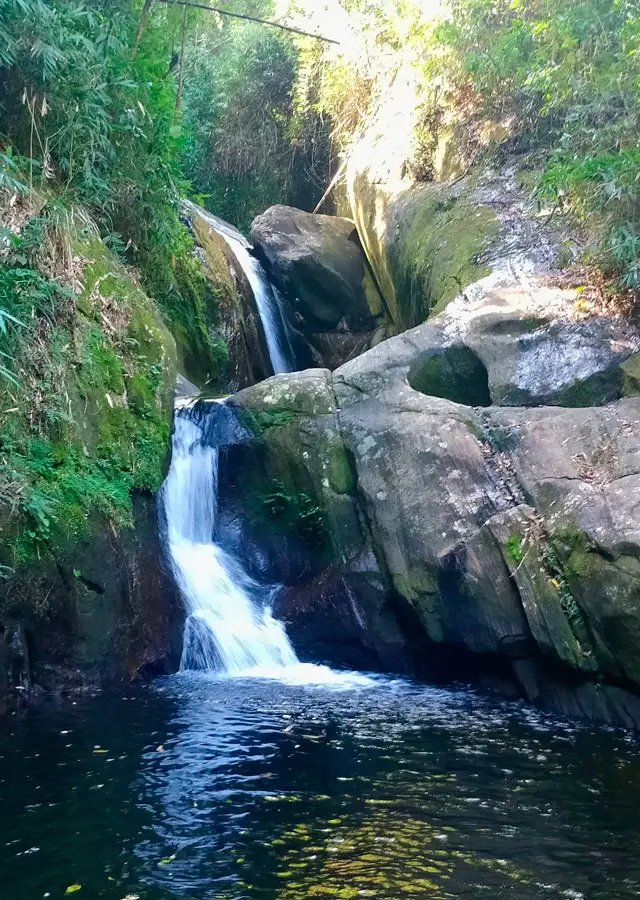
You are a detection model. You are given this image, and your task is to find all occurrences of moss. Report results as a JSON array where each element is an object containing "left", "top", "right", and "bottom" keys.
[
  {"left": 155, "top": 219, "right": 229, "bottom": 389},
  {"left": 621, "top": 353, "right": 640, "bottom": 397},
  {"left": 242, "top": 408, "right": 302, "bottom": 436},
  {"left": 506, "top": 533, "right": 525, "bottom": 564},
  {"left": 545, "top": 524, "right": 598, "bottom": 648},
  {"left": 408, "top": 345, "right": 491, "bottom": 406},
  {"left": 387, "top": 182, "right": 500, "bottom": 329},
  {"left": 77, "top": 328, "right": 126, "bottom": 397},
  {"left": 559, "top": 369, "right": 623, "bottom": 408},
  {"left": 392, "top": 568, "right": 443, "bottom": 641},
  {"left": 326, "top": 442, "right": 356, "bottom": 495},
  {"left": 0, "top": 226, "right": 176, "bottom": 570},
  {"left": 550, "top": 524, "right": 600, "bottom": 581},
  {"left": 127, "top": 373, "right": 156, "bottom": 417}
]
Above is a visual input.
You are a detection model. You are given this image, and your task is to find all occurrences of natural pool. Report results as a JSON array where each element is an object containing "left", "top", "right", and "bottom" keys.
[{"left": 1, "top": 672, "right": 640, "bottom": 900}]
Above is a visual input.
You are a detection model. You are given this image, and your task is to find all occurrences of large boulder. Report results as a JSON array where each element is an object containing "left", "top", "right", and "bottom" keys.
[
  {"left": 251, "top": 205, "right": 383, "bottom": 330},
  {"left": 229, "top": 356, "right": 640, "bottom": 727},
  {"left": 207, "top": 371, "right": 411, "bottom": 671},
  {"left": 250, "top": 205, "right": 387, "bottom": 368}
]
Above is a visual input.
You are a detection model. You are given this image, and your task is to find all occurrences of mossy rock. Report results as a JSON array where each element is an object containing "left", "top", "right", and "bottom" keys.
[
  {"left": 621, "top": 353, "right": 640, "bottom": 397},
  {"left": 388, "top": 183, "right": 499, "bottom": 329},
  {"left": 408, "top": 344, "right": 491, "bottom": 406},
  {"left": 550, "top": 523, "right": 640, "bottom": 686},
  {"left": 352, "top": 177, "right": 500, "bottom": 332},
  {"left": 0, "top": 226, "right": 176, "bottom": 570}
]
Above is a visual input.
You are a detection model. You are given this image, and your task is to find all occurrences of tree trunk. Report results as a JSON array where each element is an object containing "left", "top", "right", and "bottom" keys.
[
  {"left": 132, "top": 0, "right": 154, "bottom": 59},
  {"left": 174, "top": 0, "right": 189, "bottom": 120}
]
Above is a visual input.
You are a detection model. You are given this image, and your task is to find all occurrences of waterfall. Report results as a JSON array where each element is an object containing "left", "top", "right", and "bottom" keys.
[
  {"left": 161, "top": 404, "right": 299, "bottom": 674},
  {"left": 188, "top": 204, "right": 295, "bottom": 375}
]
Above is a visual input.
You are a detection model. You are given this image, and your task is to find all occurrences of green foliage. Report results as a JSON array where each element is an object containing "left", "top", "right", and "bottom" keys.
[
  {"left": 543, "top": 526, "right": 593, "bottom": 645},
  {"left": 262, "top": 479, "right": 327, "bottom": 548},
  {"left": 506, "top": 534, "right": 525, "bottom": 564},
  {"left": 297, "top": 0, "right": 639, "bottom": 292},
  {"left": 437, "top": 0, "right": 640, "bottom": 291},
  {"left": 0, "top": 0, "right": 227, "bottom": 385},
  {"left": 0, "top": 227, "right": 175, "bottom": 566},
  {"left": 181, "top": 14, "right": 328, "bottom": 228}
]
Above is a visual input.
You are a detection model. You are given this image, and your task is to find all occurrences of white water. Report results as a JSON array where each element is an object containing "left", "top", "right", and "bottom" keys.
[
  {"left": 189, "top": 205, "right": 294, "bottom": 374},
  {"left": 162, "top": 410, "right": 299, "bottom": 674}
]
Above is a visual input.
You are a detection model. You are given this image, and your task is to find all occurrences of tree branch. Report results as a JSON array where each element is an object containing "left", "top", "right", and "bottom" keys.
[
  {"left": 132, "top": 0, "right": 154, "bottom": 58},
  {"left": 174, "top": 0, "right": 189, "bottom": 120},
  {"left": 154, "top": 0, "right": 340, "bottom": 44}
]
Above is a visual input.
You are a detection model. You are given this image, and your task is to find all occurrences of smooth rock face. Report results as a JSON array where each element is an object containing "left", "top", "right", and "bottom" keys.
[
  {"left": 231, "top": 360, "right": 640, "bottom": 728},
  {"left": 250, "top": 205, "right": 385, "bottom": 368},
  {"left": 336, "top": 287, "right": 639, "bottom": 410}
]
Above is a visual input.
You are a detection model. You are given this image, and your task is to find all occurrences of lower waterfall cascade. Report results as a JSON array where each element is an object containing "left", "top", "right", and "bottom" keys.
[{"left": 161, "top": 403, "right": 299, "bottom": 674}]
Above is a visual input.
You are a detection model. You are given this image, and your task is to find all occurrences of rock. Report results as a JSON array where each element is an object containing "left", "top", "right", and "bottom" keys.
[
  {"left": 488, "top": 506, "right": 595, "bottom": 672},
  {"left": 229, "top": 346, "right": 640, "bottom": 726},
  {"left": 335, "top": 287, "right": 639, "bottom": 409},
  {"left": 5, "top": 494, "right": 183, "bottom": 690},
  {"left": 347, "top": 71, "right": 501, "bottom": 332},
  {"left": 273, "top": 557, "right": 410, "bottom": 672},
  {"left": 251, "top": 205, "right": 383, "bottom": 330},
  {"left": 186, "top": 202, "right": 272, "bottom": 388},
  {"left": 463, "top": 311, "right": 639, "bottom": 407},
  {"left": 249, "top": 205, "right": 388, "bottom": 369},
  {"left": 224, "top": 370, "right": 367, "bottom": 583}
]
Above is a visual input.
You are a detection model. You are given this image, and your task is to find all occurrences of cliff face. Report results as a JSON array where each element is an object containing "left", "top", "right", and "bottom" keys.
[
  {"left": 0, "top": 202, "right": 184, "bottom": 706},
  {"left": 223, "top": 158, "right": 640, "bottom": 727}
]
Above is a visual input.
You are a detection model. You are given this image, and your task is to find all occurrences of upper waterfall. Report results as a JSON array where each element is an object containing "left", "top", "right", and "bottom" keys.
[
  {"left": 161, "top": 403, "right": 299, "bottom": 674},
  {"left": 186, "top": 203, "right": 295, "bottom": 375}
]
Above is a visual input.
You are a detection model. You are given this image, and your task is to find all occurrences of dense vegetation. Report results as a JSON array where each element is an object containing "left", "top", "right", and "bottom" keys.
[
  {"left": 180, "top": 8, "right": 331, "bottom": 229},
  {"left": 0, "top": 0, "right": 637, "bottom": 600},
  {"left": 0, "top": 0, "right": 329, "bottom": 589},
  {"left": 293, "top": 0, "right": 640, "bottom": 293}
]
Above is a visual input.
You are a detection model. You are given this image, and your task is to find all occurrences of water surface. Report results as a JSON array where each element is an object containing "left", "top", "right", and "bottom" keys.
[{"left": 1, "top": 673, "right": 640, "bottom": 900}]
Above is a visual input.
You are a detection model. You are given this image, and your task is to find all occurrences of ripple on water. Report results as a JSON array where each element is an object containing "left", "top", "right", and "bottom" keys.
[{"left": 1, "top": 673, "right": 640, "bottom": 900}]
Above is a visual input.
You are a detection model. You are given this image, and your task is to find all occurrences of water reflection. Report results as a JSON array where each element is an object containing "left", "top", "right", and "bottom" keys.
[{"left": 1, "top": 675, "right": 640, "bottom": 899}]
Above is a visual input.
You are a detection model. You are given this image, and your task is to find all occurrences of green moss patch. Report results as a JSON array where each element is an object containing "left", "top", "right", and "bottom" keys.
[
  {"left": 621, "top": 354, "right": 640, "bottom": 397},
  {"left": 387, "top": 182, "right": 500, "bottom": 329},
  {"left": 408, "top": 345, "right": 491, "bottom": 406},
  {"left": 0, "top": 225, "right": 176, "bottom": 573}
]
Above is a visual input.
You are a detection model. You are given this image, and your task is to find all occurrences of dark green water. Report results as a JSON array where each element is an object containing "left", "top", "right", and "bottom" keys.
[{"left": 1, "top": 672, "right": 640, "bottom": 900}]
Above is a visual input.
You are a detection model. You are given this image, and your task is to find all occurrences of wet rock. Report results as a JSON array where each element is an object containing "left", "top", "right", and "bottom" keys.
[
  {"left": 186, "top": 202, "right": 272, "bottom": 388},
  {"left": 250, "top": 205, "right": 387, "bottom": 369},
  {"left": 251, "top": 205, "right": 382, "bottom": 331},
  {"left": 274, "top": 557, "right": 410, "bottom": 672},
  {"left": 231, "top": 356, "right": 640, "bottom": 726}
]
